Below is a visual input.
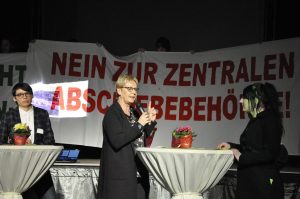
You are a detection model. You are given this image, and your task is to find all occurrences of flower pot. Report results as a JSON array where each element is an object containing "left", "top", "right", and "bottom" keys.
[
  {"left": 171, "top": 134, "right": 193, "bottom": 148},
  {"left": 171, "top": 136, "right": 181, "bottom": 148},
  {"left": 179, "top": 134, "right": 193, "bottom": 148},
  {"left": 13, "top": 135, "right": 28, "bottom": 145}
]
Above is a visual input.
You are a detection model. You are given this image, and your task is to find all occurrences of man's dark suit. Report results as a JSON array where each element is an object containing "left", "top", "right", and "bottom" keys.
[
  {"left": 97, "top": 102, "right": 156, "bottom": 199},
  {"left": 0, "top": 106, "right": 55, "bottom": 145},
  {"left": 0, "top": 106, "right": 56, "bottom": 199}
]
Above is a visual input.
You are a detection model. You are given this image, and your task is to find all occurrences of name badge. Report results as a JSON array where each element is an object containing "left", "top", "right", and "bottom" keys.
[{"left": 37, "top": 128, "right": 44, "bottom": 134}]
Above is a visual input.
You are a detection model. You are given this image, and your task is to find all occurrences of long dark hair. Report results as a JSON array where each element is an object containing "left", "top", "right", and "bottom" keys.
[{"left": 242, "top": 82, "right": 284, "bottom": 134}]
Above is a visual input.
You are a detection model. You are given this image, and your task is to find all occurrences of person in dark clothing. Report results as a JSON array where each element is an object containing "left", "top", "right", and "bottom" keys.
[
  {"left": 155, "top": 36, "right": 171, "bottom": 52},
  {"left": 0, "top": 82, "right": 56, "bottom": 199},
  {"left": 217, "top": 82, "right": 285, "bottom": 199},
  {"left": 97, "top": 74, "right": 157, "bottom": 199},
  {"left": 138, "top": 36, "right": 171, "bottom": 52},
  {"left": 0, "top": 38, "right": 14, "bottom": 53}
]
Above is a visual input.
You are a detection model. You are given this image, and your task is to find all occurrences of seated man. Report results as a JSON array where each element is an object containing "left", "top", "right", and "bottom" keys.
[{"left": 0, "top": 82, "right": 56, "bottom": 199}]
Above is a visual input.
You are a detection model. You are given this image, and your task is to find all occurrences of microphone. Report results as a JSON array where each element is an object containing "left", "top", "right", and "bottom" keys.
[
  {"left": 135, "top": 101, "right": 151, "bottom": 125},
  {"left": 135, "top": 101, "right": 145, "bottom": 114}
]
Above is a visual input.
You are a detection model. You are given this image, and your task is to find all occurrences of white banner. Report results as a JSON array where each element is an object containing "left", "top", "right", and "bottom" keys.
[
  {"left": 0, "top": 53, "right": 27, "bottom": 117},
  {"left": 1, "top": 38, "right": 299, "bottom": 155}
]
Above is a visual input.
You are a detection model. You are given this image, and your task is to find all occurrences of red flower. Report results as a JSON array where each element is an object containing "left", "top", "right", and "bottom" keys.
[{"left": 172, "top": 125, "right": 196, "bottom": 139}]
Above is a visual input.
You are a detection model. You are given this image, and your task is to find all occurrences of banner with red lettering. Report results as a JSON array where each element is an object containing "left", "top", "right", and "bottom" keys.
[{"left": 2, "top": 38, "right": 299, "bottom": 154}]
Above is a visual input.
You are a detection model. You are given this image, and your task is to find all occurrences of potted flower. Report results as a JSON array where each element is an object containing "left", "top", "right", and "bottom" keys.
[
  {"left": 171, "top": 125, "right": 196, "bottom": 148},
  {"left": 10, "top": 123, "right": 31, "bottom": 145}
]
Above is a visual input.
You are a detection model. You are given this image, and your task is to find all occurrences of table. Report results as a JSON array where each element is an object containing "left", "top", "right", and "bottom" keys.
[
  {"left": 137, "top": 147, "right": 234, "bottom": 199},
  {"left": 49, "top": 159, "right": 300, "bottom": 199},
  {"left": 51, "top": 159, "right": 100, "bottom": 199},
  {"left": 0, "top": 145, "right": 63, "bottom": 199}
]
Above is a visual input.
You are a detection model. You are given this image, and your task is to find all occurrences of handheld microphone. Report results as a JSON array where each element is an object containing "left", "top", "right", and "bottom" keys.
[
  {"left": 135, "top": 101, "right": 145, "bottom": 114},
  {"left": 135, "top": 101, "right": 151, "bottom": 125}
]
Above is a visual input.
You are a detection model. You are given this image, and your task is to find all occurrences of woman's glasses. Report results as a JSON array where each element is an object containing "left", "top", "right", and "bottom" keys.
[{"left": 122, "top": 87, "right": 139, "bottom": 92}]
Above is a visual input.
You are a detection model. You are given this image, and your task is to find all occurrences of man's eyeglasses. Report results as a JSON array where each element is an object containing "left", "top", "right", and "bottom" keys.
[
  {"left": 15, "top": 92, "right": 32, "bottom": 98},
  {"left": 121, "top": 87, "right": 139, "bottom": 92}
]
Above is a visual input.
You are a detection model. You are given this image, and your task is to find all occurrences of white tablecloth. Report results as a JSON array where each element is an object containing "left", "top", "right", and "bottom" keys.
[
  {"left": 51, "top": 159, "right": 100, "bottom": 199},
  {"left": 137, "top": 147, "right": 233, "bottom": 199},
  {"left": 0, "top": 145, "right": 63, "bottom": 199}
]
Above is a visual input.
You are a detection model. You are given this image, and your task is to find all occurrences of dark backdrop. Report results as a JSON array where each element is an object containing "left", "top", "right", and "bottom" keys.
[{"left": 2, "top": 0, "right": 300, "bottom": 55}]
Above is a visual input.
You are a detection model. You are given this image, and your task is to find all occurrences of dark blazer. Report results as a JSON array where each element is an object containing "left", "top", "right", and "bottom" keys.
[
  {"left": 0, "top": 106, "right": 55, "bottom": 144},
  {"left": 229, "top": 110, "right": 284, "bottom": 199},
  {"left": 98, "top": 102, "right": 156, "bottom": 199}
]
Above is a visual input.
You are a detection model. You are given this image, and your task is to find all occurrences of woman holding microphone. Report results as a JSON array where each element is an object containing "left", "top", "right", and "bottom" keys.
[{"left": 97, "top": 74, "right": 157, "bottom": 199}]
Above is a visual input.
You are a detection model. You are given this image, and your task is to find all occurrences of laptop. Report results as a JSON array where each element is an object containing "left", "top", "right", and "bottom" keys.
[{"left": 56, "top": 149, "right": 80, "bottom": 162}]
